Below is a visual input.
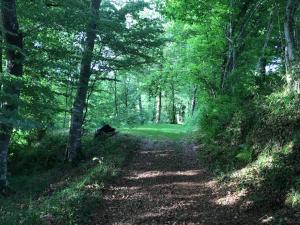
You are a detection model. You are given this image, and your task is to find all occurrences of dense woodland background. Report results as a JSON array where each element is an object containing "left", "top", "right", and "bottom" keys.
[{"left": 0, "top": 0, "right": 299, "bottom": 224}]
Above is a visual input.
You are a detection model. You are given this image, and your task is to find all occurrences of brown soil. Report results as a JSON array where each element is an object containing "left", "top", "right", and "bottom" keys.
[{"left": 92, "top": 139, "right": 265, "bottom": 225}]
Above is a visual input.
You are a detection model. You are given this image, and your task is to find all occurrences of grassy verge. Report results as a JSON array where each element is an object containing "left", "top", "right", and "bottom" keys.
[
  {"left": 0, "top": 132, "right": 139, "bottom": 225},
  {"left": 198, "top": 92, "right": 300, "bottom": 223}
]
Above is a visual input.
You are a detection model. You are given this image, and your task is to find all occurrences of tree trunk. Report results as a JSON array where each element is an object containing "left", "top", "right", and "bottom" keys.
[
  {"left": 170, "top": 83, "right": 177, "bottom": 124},
  {"left": 220, "top": 0, "right": 235, "bottom": 90},
  {"left": 65, "top": 0, "right": 101, "bottom": 163},
  {"left": 152, "top": 98, "right": 156, "bottom": 122},
  {"left": 284, "top": 0, "right": 299, "bottom": 90},
  {"left": 258, "top": 58, "right": 267, "bottom": 76},
  {"left": 63, "top": 75, "right": 72, "bottom": 128},
  {"left": 221, "top": 0, "right": 254, "bottom": 91},
  {"left": 82, "top": 75, "right": 98, "bottom": 133},
  {"left": 148, "top": 89, "right": 155, "bottom": 122},
  {"left": 0, "top": 0, "right": 23, "bottom": 189},
  {"left": 0, "top": 31, "right": 2, "bottom": 73},
  {"left": 0, "top": 27, "right": 3, "bottom": 100},
  {"left": 155, "top": 90, "right": 162, "bottom": 124},
  {"left": 191, "top": 86, "right": 197, "bottom": 116},
  {"left": 114, "top": 73, "right": 118, "bottom": 116},
  {"left": 258, "top": 12, "right": 273, "bottom": 77},
  {"left": 138, "top": 94, "right": 144, "bottom": 124},
  {"left": 124, "top": 80, "right": 128, "bottom": 110}
]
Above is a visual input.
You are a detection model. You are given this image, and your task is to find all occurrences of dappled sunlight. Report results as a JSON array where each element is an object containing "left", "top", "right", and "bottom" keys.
[
  {"left": 203, "top": 180, "right": 218, "bottom": 188},
  {"left": 94, "top": 139, "right": 266, "bottom": 225},
  {"left": 125, "top": 169, "right": 201, "bottom": 180},
  {"left": 157, "top": 153, "right": 171, "bottom": 157},
  {"left": 109, "top": 186, "right": 141, "bottom": 191},
  {"left": 172, "top": 181, "right": 205, "bottom": 188},
  {"left": 103, "top": 191, "right": 149, "bottom": 201},
  {"left": 140, "top": 150, "right": 174, "bottom": 155},
  {"left": 136, "top": 212, "right": 164, "bottom": 220},
  {"left": 148, "top": 182, "right": 201, "bottom": 189},
  {"left": 214, "top": 189, "right": 248, "bottom": 206},
  {"left": 174, "top": 170, "right": 200, "bottom": 176},
  {"left": 126, "top": 170, "right": 162, "bottom": 179}
]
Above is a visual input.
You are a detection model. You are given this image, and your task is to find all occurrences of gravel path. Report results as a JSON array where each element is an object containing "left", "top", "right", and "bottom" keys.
[{"left": 92, "top": 139, "right": 263, "bottom": 225}]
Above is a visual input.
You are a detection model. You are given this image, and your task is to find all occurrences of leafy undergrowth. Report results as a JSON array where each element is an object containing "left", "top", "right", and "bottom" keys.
[
  {"left": 199, "top": 91, "right": 300, "bottom": 224},
  {"left": 0, "top": 132, "right": 138, "bottom": 225},
  {"left": 119, "top": 124, "right": 194, "bottom": 140}
]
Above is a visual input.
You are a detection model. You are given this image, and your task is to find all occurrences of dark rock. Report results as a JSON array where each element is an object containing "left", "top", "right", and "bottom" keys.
[{"left": 94, "top": 124, "right": 116, "bottom": 138}]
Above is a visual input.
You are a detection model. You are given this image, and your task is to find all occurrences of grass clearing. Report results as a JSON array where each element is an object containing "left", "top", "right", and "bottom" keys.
[{"left": 119, "top": 124, "right": 194, "bottom": 140}]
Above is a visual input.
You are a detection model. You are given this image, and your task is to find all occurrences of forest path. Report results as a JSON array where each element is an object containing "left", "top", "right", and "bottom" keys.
[{"left": 92, "top": 138, "right": 261, "bottom": 225}]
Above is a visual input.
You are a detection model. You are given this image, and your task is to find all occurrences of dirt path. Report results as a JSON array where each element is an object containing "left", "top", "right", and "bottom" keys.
[{"left": 92, "top": 139, "right": 263, "bottom": 225}]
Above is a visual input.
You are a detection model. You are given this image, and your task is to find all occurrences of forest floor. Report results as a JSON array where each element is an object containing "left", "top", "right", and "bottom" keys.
[{"left": 92, "top": 131, "right": 267, "bottom": 225}]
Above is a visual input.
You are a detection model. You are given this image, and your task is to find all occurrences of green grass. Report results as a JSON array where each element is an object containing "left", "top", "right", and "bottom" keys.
[
  {"left": 0, "top": 133, "right": 138, "bottom": 225},
  {"left": 119, "top": 124, "right": 194, "bottom": 140}
]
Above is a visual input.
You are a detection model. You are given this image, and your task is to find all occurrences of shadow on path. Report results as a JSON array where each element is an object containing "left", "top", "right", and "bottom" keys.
[{"left": 92, "top": 139, "right": 264, "bottom": 225}]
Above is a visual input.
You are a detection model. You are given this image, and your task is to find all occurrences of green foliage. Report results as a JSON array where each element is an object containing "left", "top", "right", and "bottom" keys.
[
  {"left": 1, "top": 132, "right": 138, "bottom": 225},
  {"left": 235, "top": 145, "right": 252, "bottom": 163},
  {"left": 286, "top": 190, "right": 300, "bottom": 208},
  {"left": 0, "top": 74, "right": 57, "bottom": 130},
  {"left": 199, "top": 90, "right": 300, "bottom": 212},
  {"left": 8, "top": 131, "right": 68, "bottom": 175},
  {"left": 0, "top": 0, "right": 299, "bottom": 223}
]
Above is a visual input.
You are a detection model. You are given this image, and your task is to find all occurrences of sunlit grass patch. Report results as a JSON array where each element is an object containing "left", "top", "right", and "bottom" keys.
[{"left": 119, "top": 124, "right": 195, "bottom": 140}]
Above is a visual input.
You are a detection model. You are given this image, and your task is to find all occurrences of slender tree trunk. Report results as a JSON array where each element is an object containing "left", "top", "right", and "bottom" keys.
[
  {"left": 155, "top": 90, "right": 162, "bottom": 124},
  {"left": 138, "top": 94, "right": 144, "bottom": 124},
  {"left": 114, "top": 73, "right": 118, "bottom": 116},
  {"left": 0, "top": 31, "right": 2, "bottom": 74},
  {"left": 66, "top": 0, "right": 101, "bottom": 163},
  {"left": 0, "top": 27, "right": 3, "bottom": 102},
  {"left": 0, "top": 0, "right": 23, "bottom": 189},
  {"left": 221, "top": 0, "right": 255, "bottom": 91},
  {"left": 124, "top": 79, "right": 129, "bottom": 124},
  {"left": 258, "top": 12, "right": 273, "bottom": 77},
  {"left": 191, "top": 86, "right": 197, "bottom": 116},
  {"left": 152, "top": 98, "right": 156, "bottom": 122},
  {"left": 124, "top": 90, "right": 128, "bottom": 109},
  {"left": 221, "top": 0, "right": 235, "bottom": 90},
  {"left": 148, "top": 89, "right": 155, "bottom": 122},
  {"left": 179, "top": 104, "right": 186, "bottom": 124},
  {"left": 170, "top": 83, "right": 176, "bottom": 124},
  {"left": 284, "top": 0, "right": 299, "bottom": 90},
  {"left": 63, "top": 75, "right": 72, "bottom": 128},
  {"left": 285, "top": 0, "right": 298, "bottom": 62},
  {"left": 82, "top": 76, "right": 98, "bottom": 133},
  {"left": 258, "top": 58, "right": 267, "bottom": 76}
]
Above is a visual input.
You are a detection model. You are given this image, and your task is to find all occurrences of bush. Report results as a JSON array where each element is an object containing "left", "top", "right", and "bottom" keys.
[
  {"left": 1, "top": 132, "right": 139, "bottom": 225},
  {"left": 8, "top": 130, "right": 68, "bottom": 175}
]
